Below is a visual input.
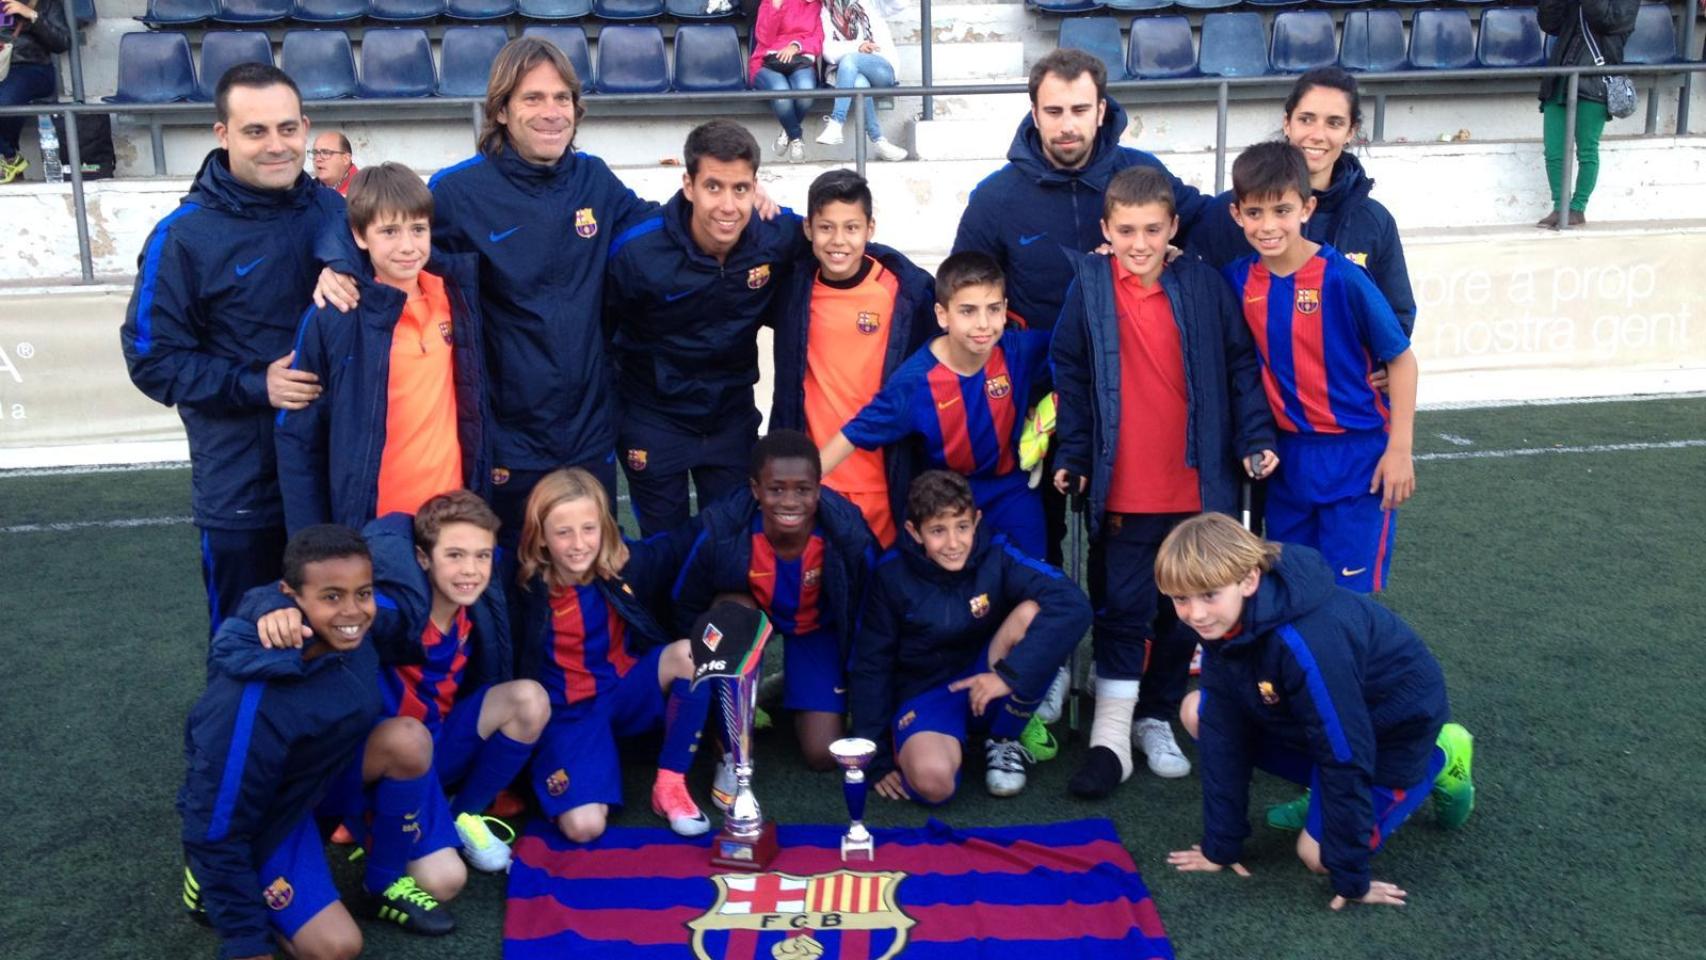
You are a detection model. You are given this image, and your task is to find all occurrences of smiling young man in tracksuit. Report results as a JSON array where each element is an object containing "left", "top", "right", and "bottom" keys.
[
  {"left": 120, "top": 64, "right": 348, "bottom": 640},
  {"left": 604, "top": 120, "right": 810, "bottom": 535}
]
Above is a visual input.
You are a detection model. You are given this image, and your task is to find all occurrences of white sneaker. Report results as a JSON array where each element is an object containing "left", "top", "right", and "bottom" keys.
[
  {"left": 873, "top": 138, "right": 908, "bottom": 162},
  {"left": 705, "top": 0, "right": 732, "bottom": 12},
  {"left": 1035, "top": 665, "right": 1070, "bottom": 724},
  {"left": 711, "top": 755, "right": 737, "bottom": 813},
  {"left": 454, "top": 812, "right": 513, "bottom": 873},
  {"left": 787, "top": 139, "right": 806, "bottom": 164},
  {"left": 773, "top": 132, "right": 790, "bottom": 158},
  {"left": 1133, "top": 717, "right": 1191, "bottom": 778},
  {"left": 984, "top": 737, "right": 1033, "bottom": 797},
  {"left": 815, "top": 118, "right": 845, "bottom": 146}
]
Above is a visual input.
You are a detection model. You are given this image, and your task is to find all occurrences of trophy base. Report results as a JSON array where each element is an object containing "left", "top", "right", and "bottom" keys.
[
  {"left": 711, "top": 821, "right": 779, "bottom": 871},
  {"left": 840, "top": 834, "right": 875, "bottom": 861}
]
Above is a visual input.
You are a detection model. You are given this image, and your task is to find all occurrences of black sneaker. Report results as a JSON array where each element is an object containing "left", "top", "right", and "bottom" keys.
[
  {"left": 1068, "top": 745, "right": 1126, "bottom": 800},
  {"left": 363, "top": 876, "right": 456, "bottom": 936},
  {"left": 182, "top": 865, "right": 212, "bottom": 927}
]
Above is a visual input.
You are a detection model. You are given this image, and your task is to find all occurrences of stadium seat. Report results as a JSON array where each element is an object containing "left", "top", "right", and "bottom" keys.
[
  {"left": 1059, "top": 17, "right": 1126, "bottom": 81},
  {"left": 1173, "top": 0, "right": 1239, "bottom": 11},
  {"left": 197, "top": 31, "right": 275, "bottom": 101},
  {"left": 665, "top": 0, "right": 738, "bottom": 18},
  {"left": 1623, "top": 3, "right": 1679, "bottom": 64},
  {"left": 140, "top": 0, "right": 216, "bottom": 25},
  {"left": 595, "top": 24, "right": 669, "bottom": 93},
  {"left": 1339, "top": 9, "right": 1406, "bottom": 72},
  {"left": 447, "top": 0, "right": 516, "bottom": 18},
  {"left": 1027, "top": 0, "right": 1106, "bottom": 14},
  {"left": 1407, "top": 8, "right": 1475, "bottom": 70},
  {"left": 1476, "top": 7, "right": 1545, "bottom": 68},
  {"left": 592, "top": 0, "right": 664, "bottom": 19},
  {"left": 282, "top": 29, "right": 359, "bottom": 98},
  {"left": 1103, "top": 0, "right": 1172, "bottom": 11},
  {"left": 1316, "top": 0, "right": 1370, "bottom": 7},
  {"left": 1244, "top": 0, "right": 1304, "bottom": 8},
  {"left": 673, "top": 24, "right": 745, "bottom": 91},
  {"left": 1270, "top": 10, "right": 1336, "bottom": 73},
  {"left": 105, "top": 31, "right": 198, "bottom": 103},
  {"left": 1127, "top": 15, "right": 1195, "bottom": 78},
  {"left": 214, "top": 0, "right": 291, "bottom": 22},
  {"left": 291, "top": 0, "right": 367, "bottom": 22},
  {"left": 359, "top": 28, "right": 438, "bottom": 97},
  {"left": 523, "top": 24, "right": 595, "bottom": 89},
  {"left": 367, "top": 0, "right": 444, "bottom": 20},
  {"left": 519, "top": 0, "right": 591, "bottom": 18},
  {"left": 1198, "top": 12, "right": 1269, "bottom": 77},
  {"left": 439, "top": 25, "right": 509, "bottom": 96}
]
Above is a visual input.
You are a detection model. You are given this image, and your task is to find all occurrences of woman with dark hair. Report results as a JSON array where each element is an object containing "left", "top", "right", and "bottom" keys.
[
  {"left": 1536, "top": 0, "right": 1639, "bottom": 227},
  {"left": 0, "top": 0, "right": 70, "bottom": 183}
]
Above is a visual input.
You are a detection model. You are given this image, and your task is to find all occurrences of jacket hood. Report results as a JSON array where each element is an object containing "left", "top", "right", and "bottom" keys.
[
  {"left": 1242, "top": 544, "right": 1338, "bottom": 638},
  {"left": 363, "top": 512, "right": 434, "bottom": 630},
  {"left": 1315, "top": 152, "right": 1374, "bottom": 216},
  {"left": 185, "top": 149, "right": 323, "bottom": 218},
  {"left": 1006, "top": 98, "right": 1132, "bottom": 189},
  {"left": 491, "top": 141, "right": 580, "bottom": 194}
]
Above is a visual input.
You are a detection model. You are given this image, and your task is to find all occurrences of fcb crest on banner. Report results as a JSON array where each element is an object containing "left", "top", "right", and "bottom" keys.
[
  {"left": 1295, "top": 288, "right": 1320, "bottom": 315},
  {"left": 687, "top": 870, "right": 914, "bottom": 960}
]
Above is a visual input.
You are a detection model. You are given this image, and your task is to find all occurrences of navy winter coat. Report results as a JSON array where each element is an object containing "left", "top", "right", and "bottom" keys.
[
  {"left": 850, "top": 525, "right": 1091, "bottom": 776},
  {"left": 274, "top": 253, "right": 491, "bottom": 535},
  {"left": 363, "top": 512, "right": 512, "bottom": 691},
  {"left": 952, "top": 99, "right": 1211, "bottom": 331},
  {"left": 1187, "top": 153, "right": 1417, "bottom": 335},
  {"left": 670, "top": 486, "right": 878, "bottom": 662},
  {"left": 1196, "top": 545, "right": 1449, "bottom": 900},
  {"left": 606, "top": 192, "right": 809, "bottom": 432},
  {"left": 121, "top": 150, "right": 348, "bottom": 530},
  {"left": 422, "top": 145, "right": 658, "bottom": 470},
  {"left": 1051, "top": 251, "right": 1276, "bottom": 537},
  {"left": 178, "top": 585, "right": 382, "bottom": 960}
]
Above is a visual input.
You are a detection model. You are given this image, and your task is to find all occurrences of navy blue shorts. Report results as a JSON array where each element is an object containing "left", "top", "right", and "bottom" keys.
[
  {"left": 430, "top": 683, "right": 492, "bottom": 788},
  {"left": 1268, "top": 431, "right": 1397, "bottom": 593},
  {"left": 890, "top": 653, "right": 997, "bottom": 755},
  {"left": 970, "top": 474, "right": 1045, "bottom": 560},
  {"left": 781, "top": 630, "right": 846, "bottom": 714},
  {"left": 530, "top": 645, "right": 668, "bottom": 818},
  {"left": 255, "top": 816, "right": 340, "bottom": 941}
]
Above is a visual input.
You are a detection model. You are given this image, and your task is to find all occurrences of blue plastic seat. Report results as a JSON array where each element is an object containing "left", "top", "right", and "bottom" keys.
[
  {"left": 197, "top": 31, "right": 275, "bottom": 101},
  {"left": 282, "top": 29, "right": 358, "bottom": 98},
  {"left": 106, "top": 32, "right": 199, "bottom": 103},
  {"left": 665, "top": 0, "right": 737, "bottom": 18},
  {"left": 1407, "top": 8, "right": 1474, "bottom": 70},
  {"left": 1270, "top": 10, "right": 1335, "bottom": 73},
  {"left": 1173, "top": 0, "right": 1238, "bottom": 11},
  {"left": 1027, "top": 0, "right": 1105, "bottom": 14},
  {"left": 1623, "top": 3, "right": 1678, "bottom": 64},
  {"left": 1476, "top": 7, "right": 1545, "bottom": 68},
  {"left": 1104, "top": 0, "right": 1171, "bottom": 10},
  {"left": 214, "top": 0, "right": 290, "bottom": 22},
  {"left": 1316, "top": 0, "right": 1368, "bottom": 6},
  {"left": 1244, "top": 0, "right": 1304, "bottom": 7},
  {"left": 523, "top": 24, "right": 595, "bottom": 89},
  {"left": 140, "top": 0, "right": 216, "bottom": 25},
  {"left": 1339, "top": 9, "right": 1406, "bottom": 72},
  {"left": 519, "top": 0, "right": 590, "bottom": 18},
  {"left": 595, "top": 24, "right": 668, "bottom": 92},
  {"left": 1059, "top": 17, "right": 1126, "bottom": 81},
  {"left": 368, "top": 0, "right": 443, "bottom": 20},
  {"left": 592, "top": 0, "right": 663, "bottom": 19},
  {"left": 439, "top": 25, "right": 509, "bottom": 95},
  {"left": 359, "top": 28, "right": 437, "bottom": 97},
  {"left": 673, "top": 24, "right": 744, "bottom": 91},
  {"left": 291, "top": 0, "right": 366, "bottom": 21},
  {"left": 447, "top": 0, "right": 515, "bottom": 19},
  {"left": 1198, "top": 12, "right": 1268, "bottom": 77},
  {"left": 1126, "top": 15, "right": 1195, "bottom": 78}
]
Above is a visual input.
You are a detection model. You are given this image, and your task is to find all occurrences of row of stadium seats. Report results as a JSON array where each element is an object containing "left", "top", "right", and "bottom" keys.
[
  {"left": 1068, "top": 4, "right": 1682, "bottom": 79},
  {"left": 1035, "top": 0, "right": 1573, "bottom": 11},
  {"left": 140, "top": 0, "right": 733, "bottom": 25},
  {"left": 104, "top": 24, "right": 748, "bottom": 102}
]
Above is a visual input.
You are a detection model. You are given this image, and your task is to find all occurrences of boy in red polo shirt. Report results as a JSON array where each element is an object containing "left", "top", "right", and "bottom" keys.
[{"left": 1051, "top": 166, "right": 1278, "bottom": 799}]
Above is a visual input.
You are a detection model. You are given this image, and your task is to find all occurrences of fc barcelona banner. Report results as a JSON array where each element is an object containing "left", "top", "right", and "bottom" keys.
[{"left": 504, "top": 818, "right": 1173, "bottom": 959}]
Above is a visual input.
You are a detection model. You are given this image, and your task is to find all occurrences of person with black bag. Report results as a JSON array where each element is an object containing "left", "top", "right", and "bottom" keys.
[
  {"left": 1536, "top": 0, "right": 1640, "bottom": 228},
  {"left": 748, "top": 0, "right": 823, "bottom": 165},
  {"left": 0, "top": 0, "right": 69, "bottom": 183}
]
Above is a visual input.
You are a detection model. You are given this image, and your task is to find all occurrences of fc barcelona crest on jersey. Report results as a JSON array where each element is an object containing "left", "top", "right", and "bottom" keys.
[
  {"left": 748, "top": 264, "right": 772, "bottom": 290},
  {"left": 263, "top": 877, "right": 294, "bottom": 911},
  {"left": 687, "top": 870, "right": 914, "bottom": 960},
  {"left": 628, "top": 449, "right": 649, "bottom": 472},
  {"left": 969, "top": 594, "right": 991, "bottom": 618},
  {"left": 437, "top": 320, "right": 453, "bottom": 345},
  {"left": 1258, "top": 680, "right": 1279, "bottom": 706},
  {"left": 856, "top": 311, "right": 882, "bottom": 335},
  {"left": 546, "top": 768, "right": 570, "bottom": 796},
  {"left": 575, "top": 207, "right": 599, "bottom": 239},
  {"left": 984, "top": 375, "right": 1011, "bottom": 400},
  {"left": 1295, "top": 288, "right": 1321, "bottom": 315}
]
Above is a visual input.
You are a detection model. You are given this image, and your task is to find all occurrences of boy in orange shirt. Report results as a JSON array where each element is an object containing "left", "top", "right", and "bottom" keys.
[{"left": 277, "top": 162, "right": 492, "bottom": 534}]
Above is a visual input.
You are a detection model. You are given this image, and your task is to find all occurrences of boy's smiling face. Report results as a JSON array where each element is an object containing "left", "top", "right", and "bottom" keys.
[
  {"left": 354, "top": 212, "right": 431, "bottom": 291},
  {"left": 906, "top": 506, "right": 980, "bottom": 572},
  {"left": 283, "top": 555, "right": 376, "bottom": 653},
  {"left": 935, "top": 282, "right": 1008, "bottom": 362},
  {"left": 752, "top": 456, "right": 821, "bottom": 542},
  {"left": 1102, "top": 199, "right": 1178, "bottom": 286},
  {"left": 807, "top": 199, "right": 875, "bottom": 282},
  {"left": 1231, "top": 188, "right": 1317, "bottom": 265},
  {"left": 1169, "top": 569, "right": 1260, "bottom": 642},
  {"left": 416, "top": 521, "right": 495, "bottom": 611}
]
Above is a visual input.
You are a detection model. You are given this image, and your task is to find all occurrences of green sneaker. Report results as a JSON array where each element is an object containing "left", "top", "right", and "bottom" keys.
[
  {"left": 0, "top": 154, "right": 27, "bottom": 185},
  {"left": 364, "top": 876, "right": 456, "bottom": 936},
  {"left": 1265, "top": 790, "right": 1310, "bottom": 831},
  {"left": 182, "top": 865, "right": 211, "bottom": 927},
  {"left": 1432, "top": 722, "right": 1476, "bottom": 829},
  {"left": 1019, "top": 713, "right": 1059, "bottom": 762}
]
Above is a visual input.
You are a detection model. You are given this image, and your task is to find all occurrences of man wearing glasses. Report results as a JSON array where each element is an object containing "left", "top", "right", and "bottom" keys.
[{"left": 310, "top": 131, "right": 357, "bottom": 195}]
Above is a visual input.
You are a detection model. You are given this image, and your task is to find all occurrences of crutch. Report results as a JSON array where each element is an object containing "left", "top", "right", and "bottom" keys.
[{"left": 1065, "top": 491, "right": 1089, "bottom": 738}]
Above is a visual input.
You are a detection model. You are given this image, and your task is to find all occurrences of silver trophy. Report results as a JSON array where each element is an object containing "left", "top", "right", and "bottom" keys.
[
  {"left": 689, "top": 603, "right": 778, "bottom": 870},
  {"left": 829, "top": 737, "right": 877, "bottom": 860}
]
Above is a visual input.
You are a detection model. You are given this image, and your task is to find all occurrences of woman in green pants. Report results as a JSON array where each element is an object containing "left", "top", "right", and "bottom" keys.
[{"left": 1536, "top": 0, "right": 1640, "bottom": 227}]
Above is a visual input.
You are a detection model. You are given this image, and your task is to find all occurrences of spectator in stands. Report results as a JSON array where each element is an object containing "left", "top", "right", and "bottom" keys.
[
  {"left": 0, "top": 0, "right": 71, "bottom": 184},
  {"left": 1536, "top": 0, "right": 1639, "bottom": 228},
  {"left": 310, "top": 131, "right": 357, "bottom": 195},
  {"left": 813, "top": 0, "right": 906, "bottom": 161},
  {"left": 750, "top": 0, "right": 824, "bottom": 164}
]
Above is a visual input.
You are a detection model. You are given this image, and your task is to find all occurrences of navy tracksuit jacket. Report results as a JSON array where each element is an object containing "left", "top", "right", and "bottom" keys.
[
  {"left": 178, "top": 585, "right": 382, "bottom": 960},
  {"left": 1195, "top": 544, "right": 1449, "bottom": 900},
  {"left": 120, "top": 150, "right": 348, "bottom": 531},
  {"left": 363, "top": 512, "right": 512, "bottom": 690},
  {"left": 1050, "top": 250, "right": 1277, "bottom": 538},
  {"left": 274, "top": 253, "right": 492, "bottom": 535},
  {"left": 951, "top": 100, "right": 1211, "bottom": 332},
  {"left": 849, "top": 526, "right": 1091, "bottom": 776}
]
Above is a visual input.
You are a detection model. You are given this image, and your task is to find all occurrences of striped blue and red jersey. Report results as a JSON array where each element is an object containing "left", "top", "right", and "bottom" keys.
[
  {"left": 381, "top": 607, "right": 472, "bottom": 731},
  {"left": 1225, "top": 244, "right": 1410, "bottom": 435},
  {"left": 747, "top": 513, "right": 829, "bottom": 637},
  {"left": 543, "top": 583, "right": 637, "bottom": 709},
  {"left": 841, "top": 329, "right": 1050, "bottom": 482}
]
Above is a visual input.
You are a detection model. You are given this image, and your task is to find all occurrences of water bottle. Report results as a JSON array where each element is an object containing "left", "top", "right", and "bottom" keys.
[{"left": 36, "top": 115, "right": 62, "bottom": 182}]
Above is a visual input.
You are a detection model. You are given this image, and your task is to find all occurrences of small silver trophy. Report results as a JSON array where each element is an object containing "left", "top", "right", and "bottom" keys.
[{"left": 829, "top": 737, "right": 877, "bottom": 861}]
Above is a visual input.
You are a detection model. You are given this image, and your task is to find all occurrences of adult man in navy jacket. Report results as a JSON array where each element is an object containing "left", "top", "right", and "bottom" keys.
[{"left": 120, "top": 64, "right": 346, "bottom": 640}]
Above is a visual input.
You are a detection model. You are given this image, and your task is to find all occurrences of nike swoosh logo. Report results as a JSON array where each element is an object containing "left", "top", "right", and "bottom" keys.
[
  {"left": 1245, "top": 295, "right": 1266, "bottom": 303},
  {"left": 1019, "top": 234, "right": 1045, "bottom": 246},
  {"left": 235, "top": 256, "right": 265, "bottom": 277},
  {"left": 489, "top": 226, "right": 521, "bottom": 243},
  {"left": 666, "top": 290, "right": 694, "bottom": 303},
  {"left": 1341, "top": 566, "right": 1368, "bottom": 577},
  {"left": 833, "top": 686, "right": 847, "bottom": 695},
  {"left": 937, "top": 396, "right": 959, "bottom": 410},
  {"left": 748, "top": 570, "right": 773, "bottom": 578}
]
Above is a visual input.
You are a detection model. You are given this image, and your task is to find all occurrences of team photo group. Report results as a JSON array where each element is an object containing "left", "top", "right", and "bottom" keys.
[{"left": 121, "top": 30, "right": 1481, "bottom": 960}]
